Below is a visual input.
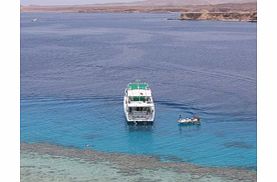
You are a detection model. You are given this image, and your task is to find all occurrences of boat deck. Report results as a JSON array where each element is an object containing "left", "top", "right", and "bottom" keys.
[{"left": 128, "top": 83, "right": 149, "bottom": 90}]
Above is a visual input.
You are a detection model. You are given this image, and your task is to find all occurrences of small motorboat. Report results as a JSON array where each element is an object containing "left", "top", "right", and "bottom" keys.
[
  {"left": 177, "top": 116, "right": 200, "bottom": 124},
  {"left": 32, "top": 18, "right": 38, "bottom": 22}
]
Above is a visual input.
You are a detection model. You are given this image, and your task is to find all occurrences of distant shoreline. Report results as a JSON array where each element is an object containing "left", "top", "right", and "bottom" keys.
[
  {"left": 179, "top": 11, "right": 256, "bottom": 22},
  {"left": 21, "top": 2, "right": 256, "bottom": 13},
  {"left": 20, "top": 3, "right": 257, "bottom": 22}
]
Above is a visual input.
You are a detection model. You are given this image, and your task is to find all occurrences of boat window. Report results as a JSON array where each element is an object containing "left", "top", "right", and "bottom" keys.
[
  {"left": 131, "top": 96, "right": 146, "bottom": 101},
  {"left": 134, "top": 107, "right": 150, "bottom": 112}
]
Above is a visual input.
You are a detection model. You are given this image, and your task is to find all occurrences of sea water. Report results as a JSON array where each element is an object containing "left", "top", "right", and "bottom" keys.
[{"left": 21, "top": 13, "right": 257, "bottom": 169}]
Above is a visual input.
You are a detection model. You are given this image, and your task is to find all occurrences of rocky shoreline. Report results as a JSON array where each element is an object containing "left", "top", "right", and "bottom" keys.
[
  {"left": 21, "top": 2, "right": 256, "bottom": 13},
  {"left": 21, "top": 3, "right": 257, "bottom": 22},
  {"left": 180, "top": 11, "right": 257, "bottom": 22}
]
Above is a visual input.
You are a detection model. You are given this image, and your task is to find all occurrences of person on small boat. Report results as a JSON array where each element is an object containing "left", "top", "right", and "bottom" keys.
[
  {"left": 192, "top": 115, "right": 200, "bottom": 121},
  {"left": 177, "top": 114, "right": 201, "bottom": 124}
]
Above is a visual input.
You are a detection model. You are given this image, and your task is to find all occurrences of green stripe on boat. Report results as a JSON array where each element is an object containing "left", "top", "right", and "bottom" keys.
[{"left": 128, "top": 83, "right": 149, "bottom": 90}]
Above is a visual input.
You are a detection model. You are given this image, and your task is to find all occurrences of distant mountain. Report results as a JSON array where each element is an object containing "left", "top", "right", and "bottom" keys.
[{"left": 119, "top": 0, "right": 257, "bottom": 6}]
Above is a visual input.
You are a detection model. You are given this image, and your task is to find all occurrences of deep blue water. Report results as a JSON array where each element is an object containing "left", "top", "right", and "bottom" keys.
[{"left": 21, "top": 13, "right": 257, "bottom": 169}]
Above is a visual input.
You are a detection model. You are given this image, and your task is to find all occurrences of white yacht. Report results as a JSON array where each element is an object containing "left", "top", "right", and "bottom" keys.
[{"left": 124, "top": 81, "right": 155, "bottom": 123}]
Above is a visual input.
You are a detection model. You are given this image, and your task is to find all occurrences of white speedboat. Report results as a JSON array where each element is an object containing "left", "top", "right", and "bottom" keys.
[
  {"left": 177, "top": 116, "right": 200, "bottom": 124},
  {"left": 124, "top": 81, "right": 155, "bottom": 123}
]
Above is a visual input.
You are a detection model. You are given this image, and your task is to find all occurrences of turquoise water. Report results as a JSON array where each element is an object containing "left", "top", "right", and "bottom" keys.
[
  {"left": 21, "top": 143, "right": 256, "bottom": 182},
  {"left": 21, "top": 13, "right": 256, "bottom": 169}
]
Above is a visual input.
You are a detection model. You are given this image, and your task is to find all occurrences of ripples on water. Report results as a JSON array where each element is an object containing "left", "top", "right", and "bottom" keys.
[{"left": 21, "top": 13, "right": 256, "bottom": 169}]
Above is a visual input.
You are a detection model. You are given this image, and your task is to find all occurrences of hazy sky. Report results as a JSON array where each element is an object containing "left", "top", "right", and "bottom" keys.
[{"left": 21, "top": 0, "right": 140, "bottom": 5}]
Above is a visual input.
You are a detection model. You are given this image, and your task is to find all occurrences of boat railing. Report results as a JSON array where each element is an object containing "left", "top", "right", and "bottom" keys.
[
  {"left": 129, "top": 111, "right": 151, "bottom": 119},
  {"left": 127, "top": 96, "right": 153, "bottom": 103},
  {"left": 132, "top": 111, "right": 148, "bottom": 114},
  {"left": 129, "top": 115, "right": 151, "bottom": 120}
]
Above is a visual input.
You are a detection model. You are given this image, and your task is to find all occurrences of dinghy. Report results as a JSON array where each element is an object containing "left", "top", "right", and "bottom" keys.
[{"left": 177, "top": 116, "right": 200, "bottom": 124}]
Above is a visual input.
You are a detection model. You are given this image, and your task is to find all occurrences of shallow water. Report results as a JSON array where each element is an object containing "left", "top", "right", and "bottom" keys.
[
  {"left": 21, "top": 13, "right": 256, "bottom": 169},
  {"left": 21, "top": 143, "right": 256, "bottom": 182}
]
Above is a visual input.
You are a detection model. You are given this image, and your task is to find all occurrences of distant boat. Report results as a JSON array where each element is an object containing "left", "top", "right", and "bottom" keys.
[
  {"left": 124, "top": 80, "right": 155, "bottom": 124},
  {"left": 177, "top": 116, "right": 200, "bottom": 125},
  {"left": 32, "top": 18, "right": 38, "bottom": 22}
]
